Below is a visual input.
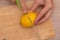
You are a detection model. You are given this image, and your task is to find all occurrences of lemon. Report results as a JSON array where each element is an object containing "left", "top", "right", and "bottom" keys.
[{"left": 20, "top": 12, "right": 37, "bottom": 28}]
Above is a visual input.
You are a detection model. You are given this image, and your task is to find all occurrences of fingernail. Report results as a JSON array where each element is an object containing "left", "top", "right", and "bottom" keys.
[
  {"left": 28, "top": 11, "right": 32, "bottom": 12},
  {"left": 34, "top": 23, "right": 37, "bottom": 25},
  {"left": 34, "top": 21, "right": 37, "bottom": 25},
  {"left": 24, "top": 10, "right": 27, "bottom": 13}
]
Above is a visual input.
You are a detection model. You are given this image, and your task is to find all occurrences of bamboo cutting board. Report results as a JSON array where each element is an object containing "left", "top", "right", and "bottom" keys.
[{"left": 0, "top": 0, "right": 55, "bottom": 40}]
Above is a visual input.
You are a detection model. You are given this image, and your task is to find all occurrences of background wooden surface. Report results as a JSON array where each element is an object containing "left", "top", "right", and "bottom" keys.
[
  {"left": 0, "top": 0, "right": 60, "bottom": 40},
  {"left": 51, "top": 0, "right": 60, "bottom": 40}
]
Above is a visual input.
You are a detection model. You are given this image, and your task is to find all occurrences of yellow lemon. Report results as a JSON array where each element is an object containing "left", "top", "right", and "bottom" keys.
[{"left": 20, "top": 12, "right": 37, "bottom": 28}]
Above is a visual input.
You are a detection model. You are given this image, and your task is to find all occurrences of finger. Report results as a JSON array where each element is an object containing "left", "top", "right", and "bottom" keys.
[
  {"left": 34, "top": 5, "right": 52, "bottom": 25},
  {"left": 29, "top": 0, "right": 39, "bottom": 12},
  {"left": 12, "top": 0, "right": 15, "bottom": 2},
  {"left": 34, "top": 0, "right": 54, "bottom": 24},
  {"left": 19, "top": 0, "right": 27, "bottom": 13},
  {"left": 45, "top": 0, "right": 53, "bottom": 6},
  {"left": 38, "top": 8, "right": 53, "bottom": 24}
]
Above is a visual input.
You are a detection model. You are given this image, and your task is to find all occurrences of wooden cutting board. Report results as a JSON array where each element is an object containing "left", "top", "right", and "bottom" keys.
[{"left": 0, "top": 0, "right": 55, "bottom": 40}]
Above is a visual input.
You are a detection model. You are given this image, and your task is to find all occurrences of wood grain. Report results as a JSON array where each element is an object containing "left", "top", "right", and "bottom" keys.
[{"left": 0, "top": 0, "right": 55, "bottom": 40}]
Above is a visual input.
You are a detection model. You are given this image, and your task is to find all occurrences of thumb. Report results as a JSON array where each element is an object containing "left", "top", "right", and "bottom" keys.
[
  {"left": 16, "top": 0, "right": 27, "bottom": 13},
  {"left": 19, "top": 0, "right": 27, "bottom": 13}
]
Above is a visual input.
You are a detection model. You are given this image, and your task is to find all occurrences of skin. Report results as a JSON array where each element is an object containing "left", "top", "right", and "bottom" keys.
[{"left": 12, "top": 0, "right": 54, "bottom": 25}]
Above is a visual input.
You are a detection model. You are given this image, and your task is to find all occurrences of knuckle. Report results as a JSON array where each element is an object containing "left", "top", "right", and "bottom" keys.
[
  {"left": 45, "top": 15, "right": 49, "bottom": 19},
  {"left": 40, "top": 2, "right": 44, "bottom": 5},
  {"left": 45, "top": 16, "right": 48, "bottom": 18},
  {"left": 37, "top": 0, "right": 44, "bottom": 5},
  {"left": 48, "top": 4, "right": 53, "bottom": 8},
  {"left": 46, "top": 4, "right": 53, "bottom": 9},
  {"left": 53, "top": 5, "right": 55, "bottom": 9}
]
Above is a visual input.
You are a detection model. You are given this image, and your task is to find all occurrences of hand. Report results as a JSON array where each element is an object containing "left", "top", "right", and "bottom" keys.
[
  {"left": 12, "top": 0, "right": 27, "bottom": 13},
  {"left": 29, "top": 0, "right": 54, "bottom": 25},
  {"left": 12, "top": 0, "right": 54, "bottom": 25}
]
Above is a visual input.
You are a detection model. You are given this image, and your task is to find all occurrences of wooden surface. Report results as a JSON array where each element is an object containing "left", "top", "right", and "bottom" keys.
[
  {"left": 51, "top": 0, "right": 60, "bottom": 40},
  {"left": 0, "top": 0, "right": 56, "bottom": 40},
  {"left": 0, "top": 5, "right": 55, "bottom": 40}
]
